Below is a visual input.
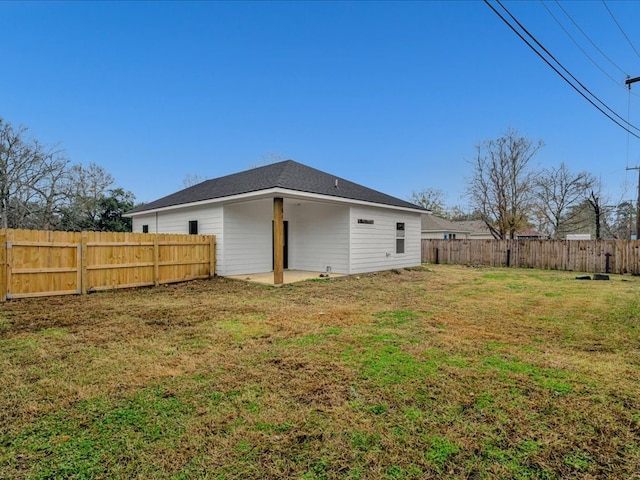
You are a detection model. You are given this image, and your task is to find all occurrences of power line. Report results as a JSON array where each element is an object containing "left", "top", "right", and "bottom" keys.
[
  {"left": 484, "top": 0, "right": 640, "bottom": 140},
  {"left": 540, "top": 1, "right": 637, "bottom": 96},
  {"left": 601, "top": 0, "right": 640, "bottom": 62},
  {"left": 554, "top": 0, "right": 628, "bottom": 77},
  {"left": 501, "top": 1, "right": 639, "bottom": 131}
]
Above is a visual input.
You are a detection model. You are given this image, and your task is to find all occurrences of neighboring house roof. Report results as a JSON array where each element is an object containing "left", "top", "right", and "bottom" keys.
[
  {"left": 421, "top": 214, "right": 472, "bottom": 233},
  {"left": 453, "top": 220, "right": 492, "bottom": 235},
  {"left": 516, "top": 229, "right": 548, "bottom": 239},
  {"left": 454, "top": 220, "right": 484, "bottom": 230},
  {"left": 128, "top": 160, "right": 425, "bottom": 214},
  {"left": 447, "top": 221, "right": 546, "bottom": 239}
]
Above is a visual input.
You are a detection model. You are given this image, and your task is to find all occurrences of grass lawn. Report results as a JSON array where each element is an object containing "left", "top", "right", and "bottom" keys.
[{"left": 1, "top": 264, "right": 639, "bottom": 479}]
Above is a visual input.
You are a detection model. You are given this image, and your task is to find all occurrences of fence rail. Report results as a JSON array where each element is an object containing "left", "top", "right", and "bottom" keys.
[
  {"left": 0, "top": 229, "right": 216, "bottom": 301},
  {"left": 421, "top": 238, "right": 640, "bottom": 275}
]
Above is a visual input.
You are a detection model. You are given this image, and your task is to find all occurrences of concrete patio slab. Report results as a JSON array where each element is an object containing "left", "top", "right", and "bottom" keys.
[{"left": 225, "top": 270, "right": 343, "bottom": 286}]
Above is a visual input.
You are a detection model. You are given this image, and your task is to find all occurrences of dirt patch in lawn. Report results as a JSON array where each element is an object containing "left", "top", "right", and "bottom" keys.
[{"left": 1, "top": 265, "right": 639, "bottom": 479}]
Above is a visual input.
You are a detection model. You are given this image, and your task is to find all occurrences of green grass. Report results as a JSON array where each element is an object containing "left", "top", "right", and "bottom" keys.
[{"left": 1, "top": 265, "right": 639, "bottom": 478}]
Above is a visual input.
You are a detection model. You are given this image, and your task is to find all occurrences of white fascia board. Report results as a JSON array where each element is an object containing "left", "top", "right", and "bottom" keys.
[{"left": 125, "top": 188, "right": 424, "bottom": 217}]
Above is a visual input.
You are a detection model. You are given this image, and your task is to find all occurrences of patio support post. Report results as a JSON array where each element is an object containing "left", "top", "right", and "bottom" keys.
[{"left": 273, "top": 197, "right": 284, "bottom": 285}]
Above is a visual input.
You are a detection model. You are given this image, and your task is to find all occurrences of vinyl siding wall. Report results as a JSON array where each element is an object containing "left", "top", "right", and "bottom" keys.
[
  {"left": 349, "top": 206, "right": 421, "bottom": 274},
  {"left": 131, "top": 199, "right": 421, "bottom": 277},
  {"left": 222, "top": 200, "right": 273, "bottom": 276},
  {"left": 288, "top": 202, "right": 349, "bottom": 274}
]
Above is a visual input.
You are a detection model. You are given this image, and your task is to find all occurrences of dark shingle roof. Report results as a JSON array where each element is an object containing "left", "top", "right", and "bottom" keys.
[
  {"left": 128, "top": 160, "right": 425, "bottom": 214},
  {"left": 454, "top": 220, "right": 491, "bottom": 233},
  {"left": 421, "top": 214, "right": 472, "bottom": 232}
]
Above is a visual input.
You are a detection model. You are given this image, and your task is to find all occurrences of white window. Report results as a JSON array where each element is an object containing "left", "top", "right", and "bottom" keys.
[{"left": 396, "top": 222, "right": 405, "bottom": 254}]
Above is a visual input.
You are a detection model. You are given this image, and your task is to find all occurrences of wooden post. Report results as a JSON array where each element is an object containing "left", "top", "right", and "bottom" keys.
[
  {"left": 154, "top": 234, "right": 160, "bottom": 286},
  {"left": 0, "top": 229, "right": 6, "bottom": 302},
  {"left": 210, "top": 235, "right": 216, "bottom": 277},
  {"left": 273, "top": 197, "right": 284, "bottom": 285},
  {"left": 80, "top": 232, "right": 88, "bottom": 294},
  {"left": 5, "top": 229, "right": 12, "bottom": 300}
]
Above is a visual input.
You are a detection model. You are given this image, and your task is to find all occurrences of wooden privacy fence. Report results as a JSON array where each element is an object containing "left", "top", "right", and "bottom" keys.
[
  {"left": 0, "top": 229, "right": 216, "bottom": 301},
  {"left": 422, "top": 239, "right": 640, "bottom": 275}
]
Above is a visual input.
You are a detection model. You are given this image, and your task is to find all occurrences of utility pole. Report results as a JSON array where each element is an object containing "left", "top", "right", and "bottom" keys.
[
  {"left": 626, "top": 76, "right": 640, "bottom": 239},
  {"left": 626, "top": 76, "right": 640, "bottom": 88},
  {"left": 626, "top": 166, "right": 640, "bottom": 239}
]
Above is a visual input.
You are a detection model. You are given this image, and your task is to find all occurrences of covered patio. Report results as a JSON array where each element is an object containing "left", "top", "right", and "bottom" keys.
[{"left": 225, "top": 270, "right": 343, "bottom": 286}]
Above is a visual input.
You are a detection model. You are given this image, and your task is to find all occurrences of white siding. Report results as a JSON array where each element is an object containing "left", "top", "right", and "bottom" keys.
[
  {"left": 131, "top": 205, "right": 224, "bottom": 274},
  {"left": 288, "top": 202, "right": 349, "bottom": 274},
  {"left": 222, "top": 200, "right": 273, "bottom": 276},
  {"left": 349, "top": 206, "right": 421, "bottom": 274},
  {"left": 131, "top": 204, "right": 223, "bottom": 235},
  {"left": 131, "top": 198, "right": 422, "bottom": 277},
  {"left": 131, "top": 214, "right": 156, "bottom": 233}
]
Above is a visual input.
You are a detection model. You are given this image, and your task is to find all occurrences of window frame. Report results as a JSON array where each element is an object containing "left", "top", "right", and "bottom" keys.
[{"left": 396, "top": 222, "right": 405, "bottom": 254}]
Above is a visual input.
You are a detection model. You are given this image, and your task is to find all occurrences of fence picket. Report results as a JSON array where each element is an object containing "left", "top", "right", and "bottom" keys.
[
  {"left": 0, "top": 229, "right": 215, "bottom": 301},
  {"left": 422, "top": 239, "right": 640, "bottom": 274}
]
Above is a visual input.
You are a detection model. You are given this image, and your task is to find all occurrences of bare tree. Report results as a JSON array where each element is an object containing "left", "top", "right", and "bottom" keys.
[
  {"left": 448, "top": 205, "right": 483, "bottom": 221},
  {"left": 586, "top": 182, "right": 622, "bottom": 240},
  {"left": 533, "top": 162, "right": 596, "bottom": 238},
  {"left": 563, "top": 186, "right": 613, "bottom": 240},
  {"left": 0, "top": 117, "right": 137, "bottom": 232},
  {"left": 0, "top": 118, "right": 70, "bottom": 229},
  {"left": 183, "top": 173, "right": 206, "bottom": 188},
  {"left": 60, "top": 163, "right": 115, "bottom": 231},
  {"left": 587, "top": 191, "right": 604, "bottom": 240},
  {"left": 607, "top": 200, "right": 635, "bottom": 239},
  {"left": 408, "top": 188, "right": 447, "bottom": 215},
  {"left": 251, "top": 152, "right": 286, "bottom": 168},
  {"left": 466, "top": 128, "right": 543, "bottom": 239}
]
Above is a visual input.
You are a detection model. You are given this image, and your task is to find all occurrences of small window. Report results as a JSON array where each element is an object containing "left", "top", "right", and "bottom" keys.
[
  {"left": 189, "top": 220, "right": 198, "bottom": 235},
  {"left": 142, "top": 224, "right": 149, "bottom": 233},
  {"left": 396, "top": 222, "right": 405, "bottom": 254}
]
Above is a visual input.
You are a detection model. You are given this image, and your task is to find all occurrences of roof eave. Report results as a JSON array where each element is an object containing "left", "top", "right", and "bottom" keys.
[{"left": 125, "top": 187, "right": 425, "bottom": 217}]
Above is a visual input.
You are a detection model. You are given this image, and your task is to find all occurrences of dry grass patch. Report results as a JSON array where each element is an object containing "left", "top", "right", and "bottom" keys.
[{"left": 1, "top": 265, "right": 640, "bottom": 479}]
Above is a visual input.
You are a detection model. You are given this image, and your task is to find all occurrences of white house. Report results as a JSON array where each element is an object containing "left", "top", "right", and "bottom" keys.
[
  {"left": 421, "top": 214, "right": 473, "bottom": 239},
  {"left": 125, "top": 160, "right": 425, "bottom": 283},
  {"left": 452, "top": 220, "right": 495, "bottom": 239}
]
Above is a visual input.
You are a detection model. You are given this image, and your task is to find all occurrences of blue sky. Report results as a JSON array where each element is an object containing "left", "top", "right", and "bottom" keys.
[{"left": 2, "top": 1, "right": 640, "bottom": 209}]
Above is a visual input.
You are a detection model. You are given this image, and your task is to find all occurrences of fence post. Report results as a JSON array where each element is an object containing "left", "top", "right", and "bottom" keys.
[
  {"left": 154, "top": 234, "right": 159, "bottom": 286},
  {"left": 210, "top": 235, "right": 216, "bottom": 277},
  {"left": 80, "top": 232, "right": 88, "bottom": 295},
  {"left": 5, "top": 229, "right": 12, "bottom": 300},
  {"left": 0, "top": 229, "right": 6, "bottom": 302}
]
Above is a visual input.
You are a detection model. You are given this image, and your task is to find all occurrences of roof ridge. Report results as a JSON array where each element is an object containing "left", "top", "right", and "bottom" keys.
[{"left": 274, "top": 159, "right": 296, "bottom": 188}]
